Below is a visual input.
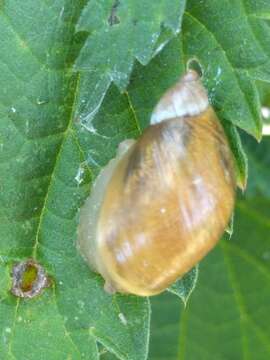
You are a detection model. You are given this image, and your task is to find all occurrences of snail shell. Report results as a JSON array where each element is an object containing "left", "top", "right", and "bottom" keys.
[{"left": 78, "top": 70, "right": 235, "bottom": 296}]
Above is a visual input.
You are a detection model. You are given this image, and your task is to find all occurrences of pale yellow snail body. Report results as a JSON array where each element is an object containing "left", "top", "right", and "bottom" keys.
[{"left": 78, "top": 70, "right": 235, "bottom": 296}]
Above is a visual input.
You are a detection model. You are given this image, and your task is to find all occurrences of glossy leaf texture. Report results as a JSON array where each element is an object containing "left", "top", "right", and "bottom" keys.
[
  {"left": 1, "top": 0, "right": 270, "bottom": 359},
  {"left": 148, "top": 136, "right": 270, "bottom": 360}
]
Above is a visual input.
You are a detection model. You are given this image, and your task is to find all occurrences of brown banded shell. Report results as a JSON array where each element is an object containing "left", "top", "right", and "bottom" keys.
[{"left": 78, "top": 70, "right": 236, "bottom": 296}]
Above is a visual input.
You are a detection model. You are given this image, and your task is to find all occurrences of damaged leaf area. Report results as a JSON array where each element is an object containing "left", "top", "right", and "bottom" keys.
[{"left": 11, "top": 259, "right": 50, "bottom": 299}]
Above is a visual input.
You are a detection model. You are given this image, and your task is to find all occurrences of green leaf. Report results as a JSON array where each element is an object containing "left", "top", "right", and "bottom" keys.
[
  {"left": 244, "top": 136, "right": 270, "bottom": 198},
  {"left": 2, "top": 0, "right": 270, "bottom": 359},
  {"left": 168, "top": 267, "right": 198, "bottom": 306},
  {"left": 148, "top": 292, "right": 183, "bottom": 360},
  {"left": 222, "top": 123, "right": 248, "bottom": 190},
  {"left": 182, "top": 7, "right": 264, "bottom": 139},
  {"left": 148, "top": 136, "right": 270, "bottom": 360},
  {"left": 186, "top": 0, "right": 270, "bottom": 81},
  {"left": 257, "top": 80, "right": 270, "bottom": 108},
  {"left": 74, "top": 0, "right": 186, "bottom": 127},
  {"left": 257, "top": 79, "right": 270, "bottom": 125},
  {"left": 0, "top": 260, "right": 10, "bottom": 300},
  {"left": 76, "top": 1, "right": 185, "bottom": 79}
]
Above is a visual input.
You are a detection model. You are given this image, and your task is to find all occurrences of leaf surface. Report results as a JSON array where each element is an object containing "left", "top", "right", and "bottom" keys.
[{"left": 1, "top": 0, "right": 270, "bottom": 359}]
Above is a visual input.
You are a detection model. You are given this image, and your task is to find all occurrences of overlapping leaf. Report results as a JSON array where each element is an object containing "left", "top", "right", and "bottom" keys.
[{"left": 74, "top": 0, "right": 186, "bottom": 127}]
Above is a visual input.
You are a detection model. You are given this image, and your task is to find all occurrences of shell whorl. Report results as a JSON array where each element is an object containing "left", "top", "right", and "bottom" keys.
[
  {"left": 150, "top": 70, "right": 209, "bottom": 125},
  {"left": 77, "top": 69, "right": 235, "bottom": 296}
]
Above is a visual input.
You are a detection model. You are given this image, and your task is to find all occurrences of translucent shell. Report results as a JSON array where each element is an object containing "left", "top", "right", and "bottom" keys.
[{"left": 78, "top": 71, "right": 236, "bottom": 296}]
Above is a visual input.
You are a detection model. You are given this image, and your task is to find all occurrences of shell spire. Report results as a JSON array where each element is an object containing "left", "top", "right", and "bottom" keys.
[{"left": 150, "top": 70, "right": 209, "bottom": 125}]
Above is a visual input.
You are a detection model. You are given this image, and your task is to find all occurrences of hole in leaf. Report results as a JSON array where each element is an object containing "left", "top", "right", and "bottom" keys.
[
  {"left": 11, "top": 259, "right": 51, "bottom": 299},
  {"left": 186, "top": 58, "right": 204, "bottom": 78},
  {"left": 21, "top": 264, "right": 38, "bottom": 292}
]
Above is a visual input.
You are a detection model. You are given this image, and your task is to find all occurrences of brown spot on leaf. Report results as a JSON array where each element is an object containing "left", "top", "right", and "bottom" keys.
[
  {"left": 108, "top": 0, "right": 120, "bottom": 26},
  {"left": 187, "top": 58, "right": 204, "bottom": 78},
  {"left": 11, "top": 259, "right": 51, "bottom": 299}
]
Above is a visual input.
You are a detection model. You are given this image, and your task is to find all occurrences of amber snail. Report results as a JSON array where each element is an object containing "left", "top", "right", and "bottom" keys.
[{"left": 77, "top": 70, "right": 236, "bottom": 296}]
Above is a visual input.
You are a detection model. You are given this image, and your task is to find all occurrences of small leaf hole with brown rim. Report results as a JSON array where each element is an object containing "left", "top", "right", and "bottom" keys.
[
  {"left": 11, "top": 259, "right": 51, "bottom": 299},
  {"left": 186, "top": 58, "right": 204, "bottom": 79}
]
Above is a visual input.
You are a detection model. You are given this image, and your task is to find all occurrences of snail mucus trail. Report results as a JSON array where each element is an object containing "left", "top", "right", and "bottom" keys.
[{"left": 77, "top": 70, "right": 236, "bottom": 296}]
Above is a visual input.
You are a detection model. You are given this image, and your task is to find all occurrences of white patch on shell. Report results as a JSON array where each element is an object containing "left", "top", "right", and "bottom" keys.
[
  {"left": 136, "top": 233, "right": 147, "bottom": 247},
  {"left": 150, "top": 70, "right": 209, "bottom": 125},
  {"left": 180, "top": 177, "right": 216, "bottom": 231},
  {"left": 77, "top": 138, "right": 135, "bottom": 273},
  {"left": 122, "top": 241, "right": 133, "bottom": 258},
  {"left": 115, "top": 251, "right": 126, "bottom": 264}
]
